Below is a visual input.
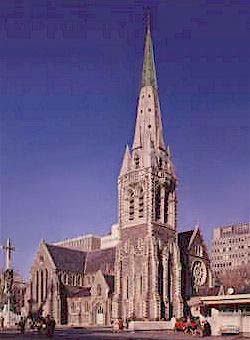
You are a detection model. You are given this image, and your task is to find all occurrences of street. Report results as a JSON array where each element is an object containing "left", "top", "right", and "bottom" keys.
[{"left": 0, "top": 327, "right": 244, "bottom": 340}]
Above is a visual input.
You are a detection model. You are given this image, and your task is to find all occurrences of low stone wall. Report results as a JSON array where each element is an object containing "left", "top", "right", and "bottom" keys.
[{"left": 128, "top": 320, "right": 174, "bottom": 331}]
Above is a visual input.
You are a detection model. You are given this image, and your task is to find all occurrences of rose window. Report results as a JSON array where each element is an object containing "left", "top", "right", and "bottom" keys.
[{"left": 192, "top": 260, "right": 207, "bottom": 287}]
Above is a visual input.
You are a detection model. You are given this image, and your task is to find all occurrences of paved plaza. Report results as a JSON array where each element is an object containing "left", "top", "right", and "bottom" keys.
[{"left": 0, "top": 327, "right": 245, "bottom": 340}]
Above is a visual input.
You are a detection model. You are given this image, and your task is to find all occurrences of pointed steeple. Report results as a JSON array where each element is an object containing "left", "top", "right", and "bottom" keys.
[
  {"left": 132, "top": 14, "right": 166, "bottom": 152},
  {"left": 141, "top": 13, "right": 158, "bottom": 89},
  {"left": 119, "top": 145, "right": 131, "bottom": 176}
]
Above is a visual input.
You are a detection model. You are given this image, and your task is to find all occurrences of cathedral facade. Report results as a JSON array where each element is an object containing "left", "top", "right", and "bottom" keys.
[{"left": 24, "top": 21, "right": 213, "bottom": 326}]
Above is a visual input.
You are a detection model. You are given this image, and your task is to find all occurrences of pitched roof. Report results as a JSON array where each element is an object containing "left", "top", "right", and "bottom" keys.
[
  {"left": 65, "top": 286, "right": 91, "bottom": 298},
  {"left": 45, "top": 243, "right": 87, "bottom": 273},
  {"left": 178, "top": 230, "right": 194, "bottom": 252},
  {"left": 84, "top": 247, "right": 116, "bottom": 275}
]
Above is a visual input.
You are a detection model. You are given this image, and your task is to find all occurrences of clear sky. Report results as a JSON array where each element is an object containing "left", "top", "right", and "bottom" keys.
[{"left": 0, "top": 0, "right": 249, "bottom": 278}]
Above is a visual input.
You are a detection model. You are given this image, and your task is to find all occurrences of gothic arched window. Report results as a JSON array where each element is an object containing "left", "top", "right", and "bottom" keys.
[
  {"left": 134, "top": 154, "right": 140, "bottom": 169},
  {"left": 155, "top": 184, "right": 161, "bottom": 221},
  {"left": 40, "top": 270, "right": 44, "bottom": 302},
  {"left": 36, "top": 271, "right": 39, "bottom": 302},
  {"left": 138, "top": 188, "right": 144, "bottom": 218},
  {"left": 97, "top": 284, "right": 102, "bottom": 296},
  {"left": 164, "top": 189, "right": 169, "bottom": 224},
  {"left": 159, "top": 157, "right": 163, "bottom": 169},
  {"left": 129, "top": 191, "right": 135, "bottom": 221},
  {"left": 140, "top": 275, "right": 143, "bottom": 294},
  {"left": 45, "top": 269, "right": 48, "bottom": 298}
]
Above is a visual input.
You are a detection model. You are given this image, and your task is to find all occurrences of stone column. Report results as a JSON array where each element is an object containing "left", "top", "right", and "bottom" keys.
[
  {"left": 150, "top": 238, "right": 161, "bottom": 320},
  {"left": 160, "top": 185, "right": 165, "bottom": 224},
  {"left": 168, "top": 192, "right": 176, "bottom": 229},
  {"left": 162, "top": 251, "right": 169, "bottom": 319}
]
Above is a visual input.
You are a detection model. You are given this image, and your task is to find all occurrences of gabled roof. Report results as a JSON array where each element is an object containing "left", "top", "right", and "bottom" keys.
[
  {"left": 45, "top": 243, "right": 87, "bottom": 273},
  {"left": 65, "top": 286, "right": 91, "bottom": 298},
  {"left": 178, "top": 230, "right": 194, "bottom": 252},
  {"left": 84, "top": 247, "right": 116, "bottom": 275}
]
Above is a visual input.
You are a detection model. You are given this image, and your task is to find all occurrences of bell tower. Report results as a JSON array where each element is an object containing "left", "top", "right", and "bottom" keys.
[{"left": 113, "top": 15, "right": 183, "bottom": 322}]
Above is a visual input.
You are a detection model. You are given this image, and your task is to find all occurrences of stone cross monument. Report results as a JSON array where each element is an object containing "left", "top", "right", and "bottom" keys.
[{"left": 1, "top": 238, "right": 15, "bottom": 328}]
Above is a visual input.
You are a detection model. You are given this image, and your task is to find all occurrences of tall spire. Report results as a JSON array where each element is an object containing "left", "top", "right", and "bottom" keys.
[
  {"left": 141, "top": 12, "right": 158, "bottom": 89},
  {"left": 132, "top": 13, "right": 166, "bottom": 152}
]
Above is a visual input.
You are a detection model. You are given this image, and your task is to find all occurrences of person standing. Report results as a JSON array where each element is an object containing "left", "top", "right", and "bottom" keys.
[
  {"left": 50, "top": 316, "right": 56, "bottom": 337},
  {"left": 0, "top": 316, "right": 4, "bottom": 332},
  {"left": 18, "top": 317, "right": 26, "bottom": 335}
]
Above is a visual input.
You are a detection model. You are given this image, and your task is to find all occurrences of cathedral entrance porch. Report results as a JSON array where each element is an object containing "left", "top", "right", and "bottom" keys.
[{"left": 96, "top": 305, "right": 104, "bottom": 326}]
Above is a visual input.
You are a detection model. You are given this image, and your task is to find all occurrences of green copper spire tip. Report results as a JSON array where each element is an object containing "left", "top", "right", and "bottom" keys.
[{"left": 141, "top": 12, "right": 158, "bottom": 89}]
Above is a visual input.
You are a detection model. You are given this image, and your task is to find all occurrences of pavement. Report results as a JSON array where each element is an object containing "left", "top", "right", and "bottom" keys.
[{"left": 0, "top": 327, "right": 245, "bottom": 339}]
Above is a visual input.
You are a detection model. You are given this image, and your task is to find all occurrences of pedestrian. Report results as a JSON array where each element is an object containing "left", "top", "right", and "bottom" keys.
[
  {"left": 0, "top": 316, "right": 4, "bottom": 332},
  {"left": 51, "top": 316, "right": 56, "bottom": 337},
  {"left": 113, "top": 318, "right": 119, "bottom": 333},
  {"left": 46, "top": 314, "right": 53, "bottom": 337},
  {"left": 18, "top": 317, "right": 26, "bottom": 335}
]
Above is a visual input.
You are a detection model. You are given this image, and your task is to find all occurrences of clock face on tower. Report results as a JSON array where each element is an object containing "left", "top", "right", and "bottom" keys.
[{"left": 192, "top": 260, "right": 207, "bottom": 287}]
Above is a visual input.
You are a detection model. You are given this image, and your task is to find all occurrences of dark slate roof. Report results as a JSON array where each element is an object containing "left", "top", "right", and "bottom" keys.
[
  {"left": 84, "top": 247, "right": 116, "bottom": 275},
  {"left": 178, "top": 230, "right": 194, "bottom": 252},
  {"left": 46, "top": 244, "right": 87, "bottom": 273},
  {"left": 198, "top": 284, "right": 250, "bottom": 296},
  {"left": 65, "top": 286, "right": 91, "bottom": 298},
  {"left": 196, "top": 286, "right": 221, "bottom": 297},
  {"left": 104, "top": 275, "right": 115, "bottom": 293}
]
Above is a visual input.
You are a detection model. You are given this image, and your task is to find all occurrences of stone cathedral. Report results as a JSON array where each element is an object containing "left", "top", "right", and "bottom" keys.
[{"left": 24, "top": 20, "right": 213, "bottom": 326}]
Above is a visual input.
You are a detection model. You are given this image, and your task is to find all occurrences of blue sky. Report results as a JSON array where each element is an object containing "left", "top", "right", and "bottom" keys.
[{"left": 0, "top": 0, "right": 249, "bottom": 278}]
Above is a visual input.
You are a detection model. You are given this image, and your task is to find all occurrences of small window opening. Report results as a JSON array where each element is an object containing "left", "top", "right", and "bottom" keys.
[
  {"left": 138, "top": 188, "right": 144, "bottom": 218},
  {"left": 134, "top": 155, "right": 140, "bottom": 169},
  {"left": 159, "top": 158, "right": 163, "bottom": 169},
  {"left": 129, "top": 192, "right": 135, "bottom": 221}
]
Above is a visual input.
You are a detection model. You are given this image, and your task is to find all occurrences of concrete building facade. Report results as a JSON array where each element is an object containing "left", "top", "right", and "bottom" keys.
[{"left": 211, "top": 222, "right": 250, "bottom": 274}]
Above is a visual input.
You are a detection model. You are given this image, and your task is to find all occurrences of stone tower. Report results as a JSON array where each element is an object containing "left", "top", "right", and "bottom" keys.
[{"left": 113, "top": 18, "right": 183, "bottom": 321}]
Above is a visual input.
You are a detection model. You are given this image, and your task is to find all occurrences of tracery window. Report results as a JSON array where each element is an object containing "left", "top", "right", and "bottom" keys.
[
  {"left": 192, "top": 260, "right": 207, "bottom": 287},
  {"left": 138, "top": 188, "right": 144, "bottom": 218},
  {"left": 129, "top": 191, "right": 135, "bottom": 221}
]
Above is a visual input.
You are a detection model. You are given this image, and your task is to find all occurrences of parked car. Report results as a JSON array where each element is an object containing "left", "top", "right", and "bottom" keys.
[{"left": 220, "top": 325, "right": 240, "bottom": 335}]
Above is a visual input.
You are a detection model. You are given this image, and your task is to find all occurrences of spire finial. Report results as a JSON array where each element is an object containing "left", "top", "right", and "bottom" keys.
[{"left": 146, "top": 8, "right": 151, "bottom": 33}]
